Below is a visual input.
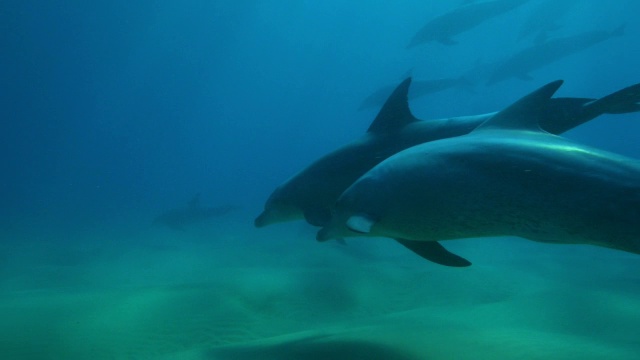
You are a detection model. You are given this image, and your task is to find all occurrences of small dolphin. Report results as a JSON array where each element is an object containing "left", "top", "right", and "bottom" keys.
[
  {"left": 256, "top": 78, "right": 640, "bottom": 266},
  {"left": 407, "top": 0, "right": 529, "bottom": 47},
  {"left": 318, "top": 81, "right": 640, "bottom": 261},
  {"left": 154, "top": 194, "right": 234, "bottom": 231},
  {"left": 488, "top": 25, "right": 625, "bottom": 84}
]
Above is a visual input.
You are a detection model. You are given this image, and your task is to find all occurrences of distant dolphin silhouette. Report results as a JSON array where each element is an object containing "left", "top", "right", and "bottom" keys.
[
  {"left": 358, "top": 77, "right": 471, "bottom": 110},
  {"left": 407, "top": 0, "right": 530, "bottom": 47},
  {"left": 256, "top": 78, "right": 640, "bottom": 267},
  {"left": 488, "top": 25, "right": 625, "bottom": 84},
  {"left": 154, "top": 194, "right": 235, "bottom": 231},
  {"left": 318, "top": 81, "right": 640, "bottom": 263}
]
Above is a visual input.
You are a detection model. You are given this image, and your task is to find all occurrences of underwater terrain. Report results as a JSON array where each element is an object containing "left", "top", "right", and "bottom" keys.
[{"left": 2, "top": 1, "right": 640, "bottom": 359}]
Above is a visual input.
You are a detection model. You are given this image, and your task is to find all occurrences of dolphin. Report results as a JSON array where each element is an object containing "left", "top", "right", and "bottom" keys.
[
  {"left": 317, "top": 81, "right": 640, "bottom": 261},
  {"left": 488, "top": 25, "right": 625, "bottom": 84},
  {"left": 154, "top": 194, "right": 235, "bottom": 231},
  {"left": 407, "top": 0, "right": 529, "bottom": 47},
  {"left": 358, "top": 77, "right": 471, "bottom": 110},
  {"left": 256, "top": 78, "right": 640, "bottom": 266}
]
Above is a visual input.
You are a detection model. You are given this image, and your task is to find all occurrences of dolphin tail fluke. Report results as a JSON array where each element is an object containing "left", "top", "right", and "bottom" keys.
[
  {"left": 585, "top": 82, "right": 640, "bottom": 117},
  {"left": 395, "top": 239, "right": 472, "bottom": 267}
]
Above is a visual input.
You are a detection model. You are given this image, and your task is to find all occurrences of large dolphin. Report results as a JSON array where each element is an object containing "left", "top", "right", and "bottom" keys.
[
  {"left": 488, "top": 26, "right": 625, "bottom": 84},
  {"left": 407, "top": 0, "right": 529, "bottom": 47},
  {"left": 256, "top": 78, "right": 640, "bottom": 266},
  {"left": 317, "top": 81, "right": 640, "bottom": 260},
  {"left": 154, "top": 194, "right": 235, "bottom": 231}
]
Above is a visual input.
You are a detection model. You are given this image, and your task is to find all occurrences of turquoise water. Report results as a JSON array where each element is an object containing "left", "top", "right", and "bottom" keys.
[
  {"left": 2, "top": 1, "right": 640, "bottom": 359},
  {"left": 2, "top": 218, "right": 639, "bottom": 359}
]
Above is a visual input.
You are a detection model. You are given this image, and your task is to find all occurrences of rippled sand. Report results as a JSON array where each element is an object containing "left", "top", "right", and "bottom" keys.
[{"left": 1, "top": 216, "right": 639, "bottom": 359}]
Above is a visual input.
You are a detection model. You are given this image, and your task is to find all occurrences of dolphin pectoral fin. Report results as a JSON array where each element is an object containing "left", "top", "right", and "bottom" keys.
[
  {"left": 303, "top": 208, "right": 332, "bottom": 227},
  {"left": 394, "top": 239, "right": 472, "bottom": 267},
  {"left": 346, "top": 214, "right": 375, "bottom": 234},
  {"left": 335, "top": 238, "right": 348, "bottom": 246}
]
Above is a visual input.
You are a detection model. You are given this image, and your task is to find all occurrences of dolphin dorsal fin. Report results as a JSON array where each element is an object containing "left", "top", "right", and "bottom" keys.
[
  {"left": 474, "top": 80, "right": 564, "bottom": 133},
  {"left": 367, "top": 77, "right": 419, "bottom": 134}
]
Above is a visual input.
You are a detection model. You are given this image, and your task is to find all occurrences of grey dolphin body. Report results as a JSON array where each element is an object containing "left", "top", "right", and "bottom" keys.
[
  {"left": 407, "top": 0, "right": 529, "bottom": 47},
  {"left": 317, "top": 81, "right": 640, "bottom": 259},
  {"left": 154, "top": 194, "right": 235, "bottom": 231},
  {"left": 488, "top": 26, "right": 625, "bottom": 84},
  {"left": 256, "top": 78, "right": 640, "bottom": 266}
]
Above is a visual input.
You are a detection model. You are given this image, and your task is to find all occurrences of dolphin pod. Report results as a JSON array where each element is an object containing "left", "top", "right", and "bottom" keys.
[
  {"left": 317, "top": 80, "right": 640, "bottom": 261},
  {"left": 256, "top": 78, "right": 640, "bottom": 266}
]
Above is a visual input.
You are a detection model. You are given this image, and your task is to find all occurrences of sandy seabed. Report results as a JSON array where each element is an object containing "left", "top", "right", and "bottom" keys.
[{"left": 1, "top": 214, "right": 639, "bottom": 359}]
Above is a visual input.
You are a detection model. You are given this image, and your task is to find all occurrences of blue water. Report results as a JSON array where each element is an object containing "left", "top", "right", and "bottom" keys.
[{"left": 2, "top": 1, "right": 640, "bottom": 358}]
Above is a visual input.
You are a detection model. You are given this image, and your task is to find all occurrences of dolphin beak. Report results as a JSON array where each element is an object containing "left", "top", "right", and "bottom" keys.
[
  {"left": 254, "top": 212, "right": 269, "bottom": 228},
  {"left": 255, "top": 209, "right": 283, "bottom": 228}
]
